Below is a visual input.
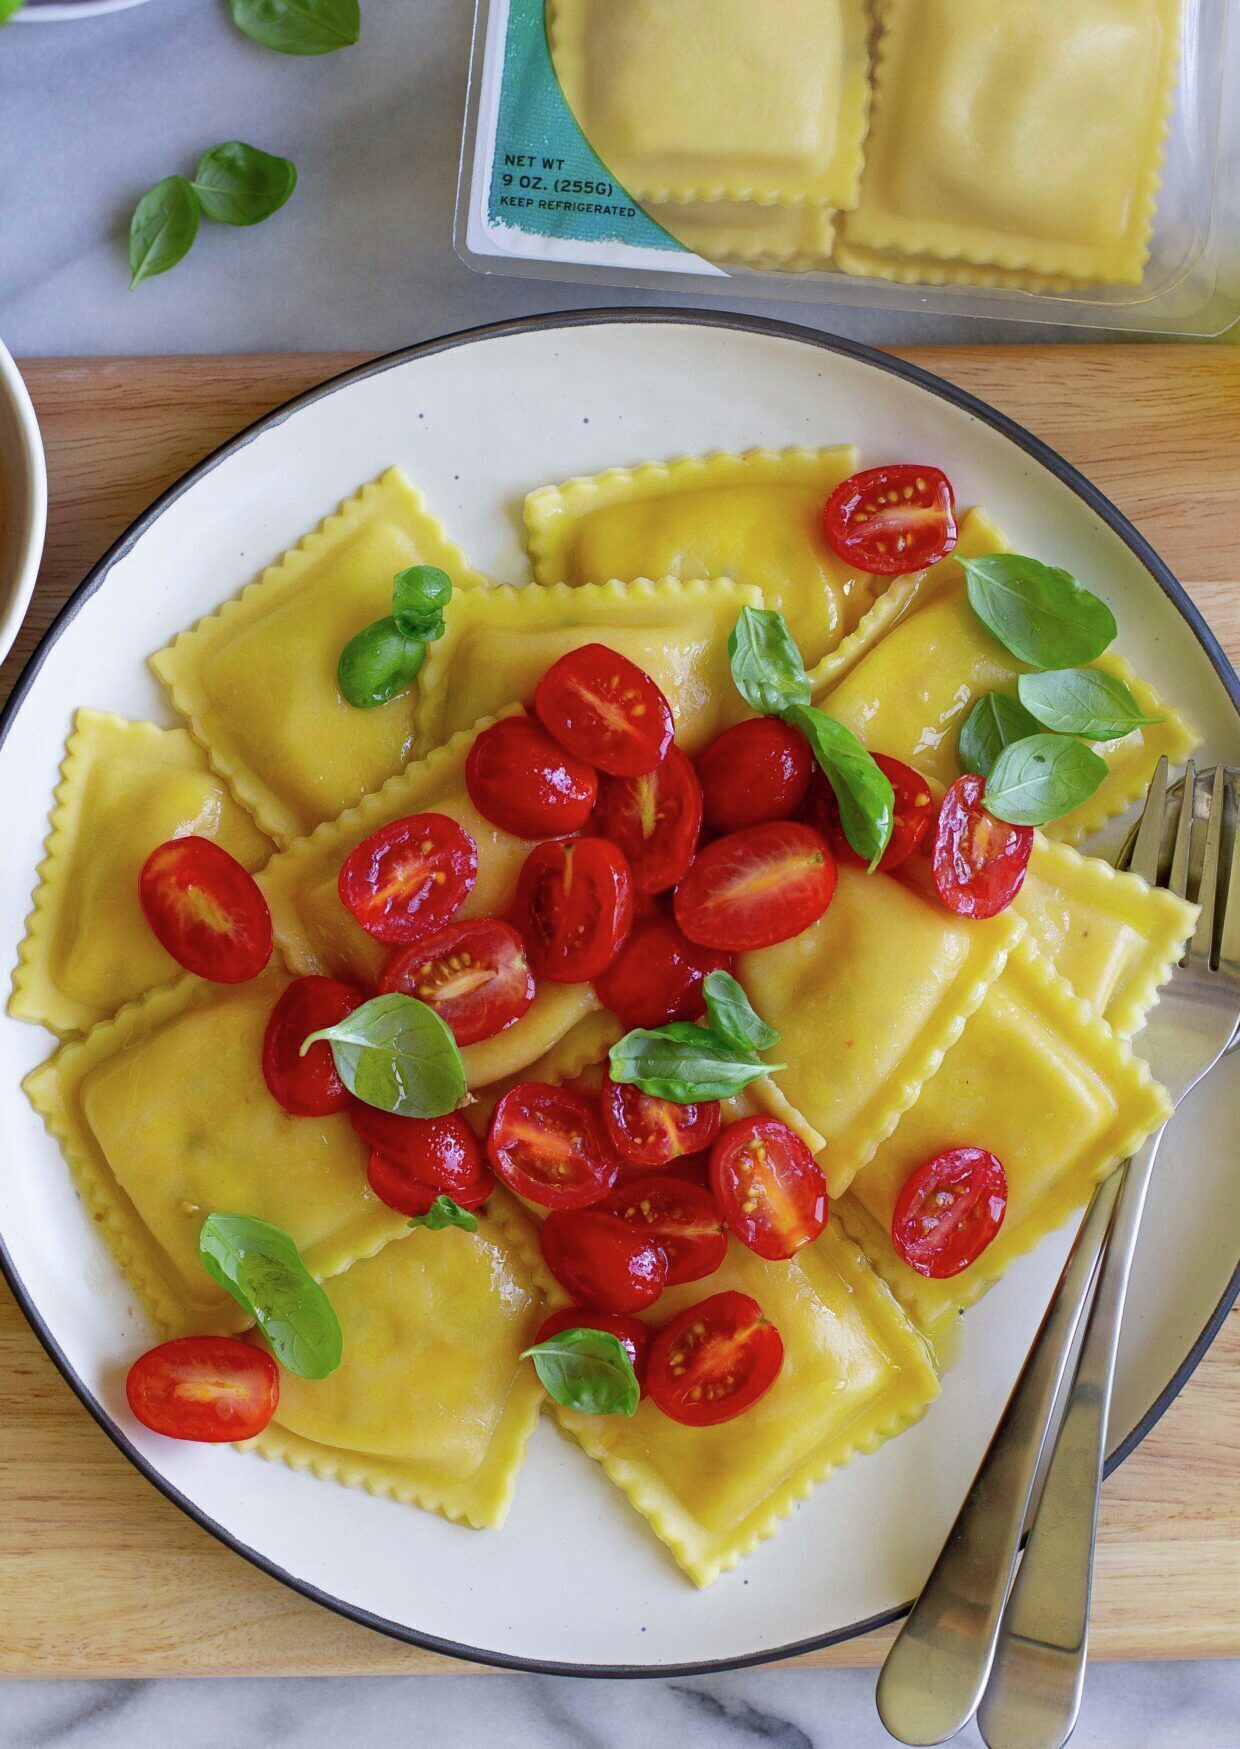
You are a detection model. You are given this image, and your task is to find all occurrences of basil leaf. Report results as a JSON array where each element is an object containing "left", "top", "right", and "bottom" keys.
[
  {"left": 0, "top": 1, "right": 26, "bottom": 25},
  {"left": 302, "top": 993, "right": 466, "bottom": 1118},
  {"left": 199, "top": 1214, "right": 342, "bottom": 1380},
  {"left": 521, "top": 1329, "right": 639, "bottom": 1418},
  {"left": 392, "top": 565, "right": 452, "bottom": 640},
  {"left": 229, "top": 0, "right": 360, "bottom": 55},
  {"left": 191, "top": 141, "right": 297, "bottom": 227},
  {"left": 408, "top": 1196, "right": 478, "bottom": 1233},
  {"left": 958, "top": 692, "right": 1041, "bottom": 778},
  {"left": 984, "top": 734, "right": 1108, "bottom": 827},
  {"left": 609, "top": 1022, "right": 783, "bottom": 1103},
  {"left": 337, "top": 617, "right": 427, "bottom": 708},
  {"left": 962, "top": 555, "right": 1116, "bottom": 670},
  {"left": 728, "top": 607, "right": 811, "bottom": 717},
  {"left": 128, "top": 176, "right": 200, "bottom": 289},
  {"left": 787, "top": 704, "right": 894, "bottom": 870},
  {"left": 702, "top": 971, "right": 779, "bottom": 1055},
  {"left": 1016, "top": 669, "right": 1163, "bottom": 740}
]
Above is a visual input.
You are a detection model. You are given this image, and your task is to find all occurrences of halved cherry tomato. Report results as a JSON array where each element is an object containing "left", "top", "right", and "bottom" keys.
[
  {"left": 138, "top": 837, "right": 272, "bottom": 983},
  {"left": 512, "top": 837, "right": 633, "bottom": 982},
  {"left": 379, "top": 918, "right": 535, "bottom": 1046},
  {"left": 262, "top": 975, "right": 365, "bottom": 1115},
  {"left": 126, "top": 1336, "right": 279, "bottom": 1443},
  {"left": 487, "top": 1082, "right": 619, "bottom": 1209},
  {"left": 710, "top": 1117, "right": 828, "bottom": 1260},
  {"left": 598, "top": 1173, "right": 727, "bottom": 1286},
  {"left": 600, "top": 1069, "right": 721, "bottom": 1170},
  {"left": 351, "top": 1106, "right": 489, "bottom": 1197},
  {"left": 804, "top": 752, "right": 935, "bottom": 873},
  {"left": 591, "top": 745, "right": 702, "bottom": 894},
  {"left": 932, "top": 774, "right": 1033, "bottom": 919},
  {"left": 646, "top": 1291, "right": 783, "bottom": 1428},
  {"left": 594, "top": 912, "right": 732, "bottom": 1030},
  {"left": 533, "top": 1307, "right": 652, "bottom": 1390},
  {"left": 823, "top": 464, "right": 958, "bottom": 575},
  {"left": 892, "top": 1146, "right": 1008, "bottom": 1278},
  {"left": 697, "top": 719, "right": 813, "bottom": 835},
  {"left": 540, "top": 1209, "right": 668, "bottom": 1313},
  {"left": 465, "top": 715, "right": 598, "bottom": 839},
  {"left": 674, "top": 821, "right": 837, "bottom": 952},
  {"left": 534, "top": 643, "right": 675, "bottom": 776},
  {"left": 366, "top": 1148, "right": 495, "bottom": 1218},
  {"left": 338, "top": 813, "right": 477, "bottom": 944},
  {"left": 659, "top": 1149, "right": 713, "bottom": 1191}
]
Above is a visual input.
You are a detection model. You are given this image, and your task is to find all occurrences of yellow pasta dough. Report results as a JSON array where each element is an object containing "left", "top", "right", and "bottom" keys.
[
  {"left": 151, "top": 469, "right": 489, "bottom": 847},
  {"left": 9, "top": 710, "right": 272, "bottom": 1037},
  {"left": 651, "top": 201, "right": 836, "bottom": 267}
]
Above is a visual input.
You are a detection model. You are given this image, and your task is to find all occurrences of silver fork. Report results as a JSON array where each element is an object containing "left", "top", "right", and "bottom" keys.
[{"left": 876, "top": 760, "right": 1240, "bottom": 1748}]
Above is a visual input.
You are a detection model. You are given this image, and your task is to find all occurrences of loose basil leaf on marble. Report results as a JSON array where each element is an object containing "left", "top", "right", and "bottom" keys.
[
  {"left": 337, "top": 616, "right": 427, "bottom": 708},
  {"left": 302, "top": 993, "right": 466, "bottom": 1118},
  {"left": 521, "top": 1328, "right": 639, "bottom": 1418},
  {"left": 962, "top": 555, "right": 1117, "bottom": 670},
  {"left": 702, "top": 970, "right": 780, "bottom": 1055},
  {"left": 984, "top": 734, "right": 1108, "bottom": 827},
  {"left": 0, "top": 0, "right": 26, "bottom": 26},
  {"left": 728, "top": 606, "right": 812, "bottom": 717},
  {"left": 609, "top": 1021, "right": 783, "bottom": 1103},
  {"left": 408, "top": 1195, "right": 478, "bottom": 1234},
  {"left": 128, "top": 176, "right": 200, "bottom": 288},
  {"left": 191, "top": 141, "right": 297, "bottom": 227},
  {"left": 787, "top": 703, "right": 894, "bottom": 869},
  {"left": 1016, "top": 668, "right": 1163, "bottom": 740},
  {"left": 199, "top": 1213, "right": 342, "bottom": 1379},
  {"left": 392, "top": 565, "right": 452, "bottom": 640},
  {"left": 229, "top": 0, "right": 360, "bottom": 55},
  {"left": 958, "top": 692, "right": 1042, "bottom": 779}
]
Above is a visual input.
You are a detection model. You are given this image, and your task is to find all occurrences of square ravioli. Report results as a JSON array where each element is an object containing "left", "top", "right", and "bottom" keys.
[
  {"left": 842, "top": 0, "right": 1181, "bottom": 285},
  {"left": 738, "top": 863, "right": 1026, "bottom": 1197},
  {"left": 551, "top": 1227, "right": 939, "bottom": 1587},
  {"left": 547, "top": 0, "right": 871, "bottom": 209},
  {"left": 252, "top": 1200, "right": 547, "bottom": 1529},
  {"left": 10, "top": 710, "right": 272, "bottom": 1036},
  {"left": 650, "top": 200, "right": 836, "bottom": 267},
  {"left": 836, "top": 938, "right": 1172, "bottom": 1327},
  {"left": 411, "top": 575, "right": 762, "bottom": 759},
  {"left": 151, "top": 468, "right": 489, "bottom": 847},
  {"left": 258, "top": 709, "right": 599, "bottom": 1088},
  {"left": 23, "top": 968, "right": 406, "bottom": 1339}
]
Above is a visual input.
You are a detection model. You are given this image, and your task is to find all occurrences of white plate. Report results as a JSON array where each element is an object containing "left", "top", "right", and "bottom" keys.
[
  {"left": 0, "top": 338, "right": 47, "bottom": 666},
  {"left": 1, "top": 313, "right": 1236, "bottom": 1675}
]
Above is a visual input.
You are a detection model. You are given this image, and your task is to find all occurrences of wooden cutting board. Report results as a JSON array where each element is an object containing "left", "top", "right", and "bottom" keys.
[{"left": 1, "top": 347, "right": 1237, "bottom": 1678}]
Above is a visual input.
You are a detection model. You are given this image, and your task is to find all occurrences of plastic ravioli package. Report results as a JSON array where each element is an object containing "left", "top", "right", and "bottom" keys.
[{"left": 456, "top": 0, "right": 1239, "bottom": 335}]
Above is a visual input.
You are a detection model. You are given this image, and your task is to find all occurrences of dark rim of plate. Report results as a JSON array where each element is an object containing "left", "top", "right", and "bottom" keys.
[{"left": 0, "top": 308, "right": 1237, "bottom": 1680}]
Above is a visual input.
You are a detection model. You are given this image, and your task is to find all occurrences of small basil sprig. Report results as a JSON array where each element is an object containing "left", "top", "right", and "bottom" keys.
[
  {"left": 302, "top": 993, "right": 466, "bottom": 1118},
  {"left": 984, "top": 735, "right": 1108, "bottom": 827},
  {"left": 393, "top": 565, "right": 452, "bottom": 638},
  {"left": 129, "top": 178, "right": 200, "bottom": 288},
  {"left": 958, "top": 692, "right": 1041, "bottom": 779},
  {"left": 230, "top": 0, "right": 360, "bottom": 55},
  {"left": 129, "top": 142, "right": 296, "bottom": 288},
  {"left": 409, "top": 1195, "right": 478, "bottom": 1233},
  {"left": 702, "top": 968, "right": 779, "bottom": 1054},
  {"left": 522, "top": 1328, "right": 639, "bottom": 1417},
  {"left": 199, "top": 1214, "right": 342, "bottom": 1379},
  {"left": 962, "top": 555, "right": 1116, "bottom": 670},
  {"left": 338, "top": 565, "right": 453, "bottom": 709},
  {"left": 1016, "top": 669, "right": 1162, "bottom": 740},
  {"left": 609, "top": 973, "right": 783, "bottom": 1102},
  {"left": 728, "top": 607, "right": 893, "bottom": 867},
  {"left": 1, "top": 1, "right": 27, "bottom": 26}
]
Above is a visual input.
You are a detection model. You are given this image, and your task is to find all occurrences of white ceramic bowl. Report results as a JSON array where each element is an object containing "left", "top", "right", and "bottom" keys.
[
  {"left": 16, "top": 0, "right": 157, "bottom": 20},
  {"left": 0, "top": 340, "right": 46, "bottom": 667}
]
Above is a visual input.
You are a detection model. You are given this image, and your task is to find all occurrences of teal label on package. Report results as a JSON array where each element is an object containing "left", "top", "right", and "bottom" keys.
[{"left": 488, "top": 0, "right": 677, "bottom": 248}]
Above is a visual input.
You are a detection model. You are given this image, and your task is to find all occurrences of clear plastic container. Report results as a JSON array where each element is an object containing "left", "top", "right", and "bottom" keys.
[{"left": 456, "top": 0, "right": 1239, "bottom": 335}]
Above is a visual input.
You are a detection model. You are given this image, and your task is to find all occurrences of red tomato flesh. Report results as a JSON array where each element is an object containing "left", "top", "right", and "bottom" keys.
[
  {"left": 711, "top": 1117, "right": 828, "bottom": 1260},
  {"left": 533, "top": 1306, "right": 652, "bottom": 1390},
  {"left": 126, "top": 1336, "right": 279, "bottom": 1442},
  {"left": 805, "top": 752, "right": 935, "bottom": 873},
  {"left": 351, "top": 1106, "right": 489, "bottom": 1197},
  {"left": 379, "top": 917, "right": 535, "bottom": 1046},
  {"left": 262, "top": 975, "right": 365, "bottom": 1116},
  {"left": 892, "top": 1147, "right": 1008, "bottom": 1278},
  {"left": 598, "top": 1173, "right": 727, "bottom": 1286},
  {"left": 540, "top": 1208, "right": 668, "bottom": 1313},
  {"left": 674, "top": 821, "right": 837, "bottom": 952},
  {"left": 512, "top": 837, "right": 634, "bottom": 982},
  {"left": 367, "top": 1148, "right": 494, "bottom": 1218},
  {"left": 138, "top": 836, "right": 272, "bottom": 983},
  {"left": 591, "top": 745, "right": 702, "bottom": 894},
  {"left": 600, "top": 1069, "right": 721, "bottom": 1170},
  {"left": 465, "top": 715, "right": 598, "bottom": 839},
  {"left": 697, "top": 718, "right": 813, "bottom": 835},
  {"left": 486, "top": 1082, "right": 619, "bottom": 1209},
  {"left": 646, "top": 1290, "right": 784, "bottom": 1428},
  {"left": 534, "top": 643, "right": 674, "bottom": 776},
  {"left": 823, "top": 464, "right": 958, "bottom": 575},
  {"left": 932, "top": 774, "right": 1033, "bottom": 919},
  {"left": 594, "top": 912, "right": 732, "bottom": 1031},
  {"left": 338, "top": 812, "right": 477, "bottom": 945}
]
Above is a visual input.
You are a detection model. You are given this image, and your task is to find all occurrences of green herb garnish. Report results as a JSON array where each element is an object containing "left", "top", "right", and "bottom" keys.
[
  {"left": 0, "top": 1, "right": 27, "bottom": 26},
  {"left": 393, "top": 565, "right": 452, "bottom": 639},
  {"left": 199, "top": 1214, "right": 342, "bottom": 1379},
  {"left": 1016, "top": 669, "right": 1162, "bottom": 740},
  {"left": 961, "top": 555, "right": 1116, "bottom": 670},
  {"left": 191, "top": 142, "right": 297, "bottom": 226},
  {"left": 229, "top": 0, "right": 360, "bottom": 55},
  {"left": 984, "top": 734, "right": 1108, "bottom": 827},
  {"left": 609, "top": 977, "right": 783, "bottom": 1103},
  {"left": 702, "top": 969, "right": 779, "bottom": 1054},
  {"left": 408, "top": 1196, "right": 479, "bottom": 1233},
  {"left": 522, "top": 1328, "right": 640, "bottom": 1418},
  {"left": 129, "top": 177, "right": 200, "bottom": 289},
  {"left": 728, "top": 606, "right": 811, "bottom": 717},
  {"left": 958, "top": 692, "right": 1041, "bottom": 778},
  {"left": 338, "top": 566, "right": 453, "bottom": 709},
  {"left": 302, "top": 992, "right": 466, "bottom": 1118}
]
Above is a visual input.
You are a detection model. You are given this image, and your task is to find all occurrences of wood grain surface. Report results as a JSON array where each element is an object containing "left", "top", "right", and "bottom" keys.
[{"left": 1, "top": 347, "right": 1237, "bottom": 1678}]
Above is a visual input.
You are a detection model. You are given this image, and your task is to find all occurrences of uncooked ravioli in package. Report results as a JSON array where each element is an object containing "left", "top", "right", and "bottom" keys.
[{"left": 455, "top": 0, "right": 1239, "bottom": 334}]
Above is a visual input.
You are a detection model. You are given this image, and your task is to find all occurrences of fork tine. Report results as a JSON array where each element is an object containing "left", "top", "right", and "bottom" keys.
[
  {"left": 1189, "top": 766, "right": 1226, "bottom": 965},
  {"left": 1219, "top": 773, "right": 1240, "bottom": 975},
  {"left": 1128, "top": 755, "right": 1169, "bottom": 884},
  {"left": 1169, "top": 760, "right": 1197, "bottom": 901}
]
